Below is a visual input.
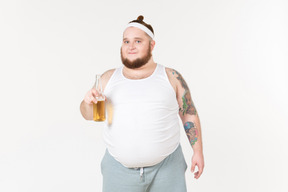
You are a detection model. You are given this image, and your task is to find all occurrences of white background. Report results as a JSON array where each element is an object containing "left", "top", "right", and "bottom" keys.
[{"left": 1, "top": 0, "right": 287, "bottom": 191}]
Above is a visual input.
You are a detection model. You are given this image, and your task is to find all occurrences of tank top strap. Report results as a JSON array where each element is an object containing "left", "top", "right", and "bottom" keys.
[
  {"left": 103, "top": 67, "right": 122, "bottom": 94},
  {"left": 154, "top": 64, "right": 171, "bottom": 84}
]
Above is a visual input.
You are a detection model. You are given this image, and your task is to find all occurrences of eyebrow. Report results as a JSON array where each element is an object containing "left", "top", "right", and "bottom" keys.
[{"left": 123, "top": 37, "right": 144, "bottom": 41}]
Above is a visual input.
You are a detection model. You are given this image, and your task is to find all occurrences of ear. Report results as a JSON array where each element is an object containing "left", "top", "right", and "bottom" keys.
[{"left": 150, "top": 40, "right": 156, "bottom": 51}]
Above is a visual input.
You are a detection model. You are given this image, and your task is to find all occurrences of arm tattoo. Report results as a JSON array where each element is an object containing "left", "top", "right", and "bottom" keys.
[
  {"left": 172, "top": 70, "right": 197, "bottom": 115},
  {"left": 182, "top": 90, "right": 197, "bottom": 115},
  {"left": 184, "top": 121, "right": 198, "bottom": 146}
]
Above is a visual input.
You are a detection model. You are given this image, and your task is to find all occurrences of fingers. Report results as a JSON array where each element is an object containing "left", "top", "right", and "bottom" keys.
[
  {"left": 191, "top": 162, "right": 204, "bottom": 179},
  {"left": 91, "top": 96, "right": 98, "bottom": 104},
  {"left": 91, "top": 88, "right": 98, "bottom": 97},
  {"left": 84, "top": 95, "right": 97, "bottom": 104},
  {"left": 194, "top": 168, "right": 203, "bottom": 179},
  {"left": 194, "top": 171, "right": 200, "bottom": 179},
  {"left": 84, "top": 89, "right": 99, "bottom": 104}
]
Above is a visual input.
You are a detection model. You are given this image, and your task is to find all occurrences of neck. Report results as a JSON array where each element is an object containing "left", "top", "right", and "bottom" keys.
[{"left": 123, "top": 58, "right": 157, "bottom": 79}]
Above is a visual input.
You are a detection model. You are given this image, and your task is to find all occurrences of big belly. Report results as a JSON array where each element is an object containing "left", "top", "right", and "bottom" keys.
[{"left": 103, "top": 103, "right": 180, "bottom": 167}]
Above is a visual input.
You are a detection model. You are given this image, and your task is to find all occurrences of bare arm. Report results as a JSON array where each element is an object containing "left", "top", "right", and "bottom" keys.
[
  {"left": 80, "top": 69, "right": 115, "bottom": 120},
  {"left": 166, "top": 68, "right": 204, "bottom": 179}
]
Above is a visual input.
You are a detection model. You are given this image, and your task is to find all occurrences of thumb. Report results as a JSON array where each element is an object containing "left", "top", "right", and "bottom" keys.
[{"left": 191, "top": 162, "right": 196, "bottom": 173}]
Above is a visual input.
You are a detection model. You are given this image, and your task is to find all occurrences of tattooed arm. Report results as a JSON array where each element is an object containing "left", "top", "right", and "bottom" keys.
[{"left": 166, "top": 67, "right": 204, "bottom": 179}]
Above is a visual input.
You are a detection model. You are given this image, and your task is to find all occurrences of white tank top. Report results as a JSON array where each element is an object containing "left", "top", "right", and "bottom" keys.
[{"left": 103, "top": 64, "right": 180, "bottom": 168}]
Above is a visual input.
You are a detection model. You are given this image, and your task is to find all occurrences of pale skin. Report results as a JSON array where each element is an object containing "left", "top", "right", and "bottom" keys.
[
  {"left": 166, "top": 68, "right": 204, "bottom": 179},
  {"left": 80, "top": 26, "right": 204, "bottom": 179}
]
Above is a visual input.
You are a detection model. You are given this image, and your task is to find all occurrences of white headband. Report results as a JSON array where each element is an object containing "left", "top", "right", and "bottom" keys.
[{"left": 125, "top": 22, "right": 154, "bottom": 39}]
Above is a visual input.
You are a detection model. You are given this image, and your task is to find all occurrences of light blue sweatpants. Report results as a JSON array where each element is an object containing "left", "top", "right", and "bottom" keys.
[{"left": 101, "top": 145, "right": 187, "bottom": 192}]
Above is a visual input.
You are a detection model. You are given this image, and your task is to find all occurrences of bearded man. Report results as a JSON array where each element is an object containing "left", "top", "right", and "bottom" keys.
[{"left": 80, "top": 15, "right": 204, "bottom": 192}]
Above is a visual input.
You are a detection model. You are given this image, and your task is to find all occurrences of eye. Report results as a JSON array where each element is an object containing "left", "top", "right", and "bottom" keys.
[
  {"left": 136, "top": 40, "right": 141, "bottom": 43},
  {"left": 123, "top": 40, "right": 129, "bottom": 44}
]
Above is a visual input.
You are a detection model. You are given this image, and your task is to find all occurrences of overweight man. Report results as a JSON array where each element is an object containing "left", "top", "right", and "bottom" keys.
[{"left": 80, "top": 15, "right": 204, "bottom": 192}]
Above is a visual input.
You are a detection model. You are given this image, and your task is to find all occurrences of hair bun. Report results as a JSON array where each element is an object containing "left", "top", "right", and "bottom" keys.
[{"left": 137, "top": 15, "right": 144, "bottom": 21}]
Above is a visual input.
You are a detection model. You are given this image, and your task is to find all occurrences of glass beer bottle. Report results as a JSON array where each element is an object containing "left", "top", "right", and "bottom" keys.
[{"left": 93, "top": 74, "right": 106, "bottom": 121}]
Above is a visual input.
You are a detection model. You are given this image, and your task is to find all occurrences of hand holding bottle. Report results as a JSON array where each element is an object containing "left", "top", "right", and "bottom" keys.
[
  {"left": 92, "top": 75, "right": 106, "bottom": 121},
  {"left": 83, "top": 88, "right": 99, "bottom": 105}
]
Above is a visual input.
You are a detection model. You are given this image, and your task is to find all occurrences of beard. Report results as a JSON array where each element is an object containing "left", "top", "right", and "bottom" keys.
[{"left": 121, "top": 45, "right": 152, "bottom": 69}]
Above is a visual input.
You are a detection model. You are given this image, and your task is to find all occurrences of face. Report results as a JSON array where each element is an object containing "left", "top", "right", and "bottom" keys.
[{"left": 121, "top": 27, "right": 155, "bottom": 69}]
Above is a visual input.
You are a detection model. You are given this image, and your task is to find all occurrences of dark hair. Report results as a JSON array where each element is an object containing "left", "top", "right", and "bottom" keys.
[{"left": 129, "top": 15, "right": 154, "bottom": 35}]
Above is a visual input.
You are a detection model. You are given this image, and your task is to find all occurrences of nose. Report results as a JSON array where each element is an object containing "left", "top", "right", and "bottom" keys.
[{"left": 129, "top": 42, "right": 135, "bottom": 50}]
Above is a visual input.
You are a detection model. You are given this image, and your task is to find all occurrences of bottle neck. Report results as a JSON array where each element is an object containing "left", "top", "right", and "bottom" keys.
[{"left": 95, "top": 75, "right": 102, "bottom": 93}]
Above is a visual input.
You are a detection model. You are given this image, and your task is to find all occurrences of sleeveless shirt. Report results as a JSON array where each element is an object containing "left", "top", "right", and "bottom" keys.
[{"left": 103, "top": 64, "right": 180, "bottom": 168}]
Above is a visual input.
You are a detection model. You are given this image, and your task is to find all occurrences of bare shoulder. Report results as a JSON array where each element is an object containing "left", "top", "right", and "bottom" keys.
[
  {"left": 165, "top": 67, "right": 184, "bottom": 83},
  {"left": 102, "top": 69, "right": 115, "bottom": 80},
  {"left": 166, "top": 67, "right": 188, "bottom": 88},
  {"left": 165, "top": 67, "right": 191, "bottom": 94}
]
